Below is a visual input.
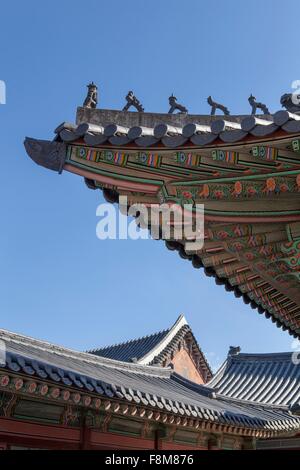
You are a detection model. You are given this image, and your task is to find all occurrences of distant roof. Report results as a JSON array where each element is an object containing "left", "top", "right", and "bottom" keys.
[
  {"left": 208, "top": 349, "right": 300, "bottom": 406},
  {"left": 1, "top": 328, "right": 299, "bottom": 436},
  {"left": 51, "top": 107, "right": 299, "bottom": 149},
  {"left": 87, "top": 315, "right": 212, "bottom": 379}
]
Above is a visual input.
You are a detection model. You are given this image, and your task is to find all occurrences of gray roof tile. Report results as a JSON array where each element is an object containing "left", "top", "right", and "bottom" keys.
[
  {"left": 89, "top": 328, "right": 169, "bottom": 363},
  {"left": 208, "top": 352, "right": 300, "bottom": 406},
  {"left": 54, "top": 108, "right": 300, "bottom": 148}
]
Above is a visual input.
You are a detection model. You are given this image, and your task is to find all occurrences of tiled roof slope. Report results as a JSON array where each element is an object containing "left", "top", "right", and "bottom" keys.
[
  {"left": 208, "top": 350, "right": 300, "bottom": 406},
  {"left": 88, "top": 328, "right": 169, "bottom": 363},
  {"left": 24, "top": 106, "right": 300, "bottom": 340},
  {"left": 87, "top": 315, "right": 212, "bottom": 379},
  {"left": 0, "top": 328, "right": 300, "bottom": 435}
]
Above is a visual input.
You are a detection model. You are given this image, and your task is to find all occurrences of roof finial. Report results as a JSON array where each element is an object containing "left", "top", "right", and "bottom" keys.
[{"left": 228, "top": 346, "right": 241, "bottom": 356}]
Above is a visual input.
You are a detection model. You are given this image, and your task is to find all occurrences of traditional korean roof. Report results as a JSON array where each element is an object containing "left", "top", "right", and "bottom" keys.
[
  {"left": 88, "top": 315, "right": 212, "bottom": 380},
  {"left": 208, "top": 348, "right": 300, "bottom": 406},
  {"left": 24, "top": 102, "right": 300, "bottom": 338},
  {"left": 0, "top": 328, "right": 300, "bottom": 438}
]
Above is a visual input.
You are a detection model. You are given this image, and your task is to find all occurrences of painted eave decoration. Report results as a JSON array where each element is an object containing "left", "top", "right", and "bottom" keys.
[{"left": 24, "top": 93, "right": 300, "bottom": 339}]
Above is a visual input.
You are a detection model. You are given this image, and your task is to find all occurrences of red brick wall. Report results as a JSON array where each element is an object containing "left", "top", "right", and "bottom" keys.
[{"left": 170, "top": 348, "right": 204, "bottom": 384}]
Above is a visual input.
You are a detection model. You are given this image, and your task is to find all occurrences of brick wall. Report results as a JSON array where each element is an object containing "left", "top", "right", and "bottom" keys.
[{"left": 171, "top": 348, "right": 204, "bottom": 384}]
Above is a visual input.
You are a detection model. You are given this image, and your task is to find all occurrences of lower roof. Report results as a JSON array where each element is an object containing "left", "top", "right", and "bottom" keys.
[{"left": 0, "top": 328, "right": 299, "bottom": 436}]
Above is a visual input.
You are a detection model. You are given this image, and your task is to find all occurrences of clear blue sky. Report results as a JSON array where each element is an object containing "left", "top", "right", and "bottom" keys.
[{"left": 0, "top": 0, "right": 299, "bottom": 370}]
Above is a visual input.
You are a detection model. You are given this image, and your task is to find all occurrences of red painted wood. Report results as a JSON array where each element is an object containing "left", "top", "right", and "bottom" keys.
[
  {"left": 80, "top": 426, "right": 91, "bottom": 450},
  {"left": 0, "top": 417, "right": 214, "bottom": 450}
]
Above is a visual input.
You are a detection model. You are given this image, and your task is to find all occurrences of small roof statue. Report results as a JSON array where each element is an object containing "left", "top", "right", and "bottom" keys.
[
  {"left": 168, "top": 94, "right": 188, "bottom": 114},
  {"left": 123, "top": 91, "right": 144, "bottom": 112},
  {"left": 83, "top": 82, "right": 98, "bottom": 109}
]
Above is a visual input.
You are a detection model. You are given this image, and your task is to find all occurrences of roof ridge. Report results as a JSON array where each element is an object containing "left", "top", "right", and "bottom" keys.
[
  {"left": 233, "top": 351, "right": 293, "bottom": 360},
  {"left": 0, "top": 328, "right": 172, "bottom": 378}
]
